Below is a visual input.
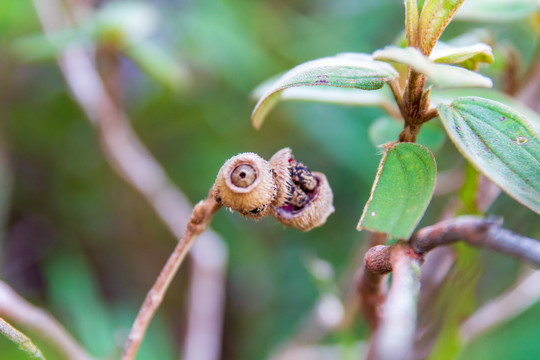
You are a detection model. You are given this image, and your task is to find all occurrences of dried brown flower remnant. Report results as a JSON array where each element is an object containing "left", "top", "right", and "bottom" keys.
[
  {"left": 214, "top": 148, "right": 334, "bottom": 229},
  {"left": 269, "top": 147, "right": 294, "bottom": 207},
  {"left": 271, "top": 153, "right": 334, "bottom": 232},
  {"left": 214, "top": 152, "right": 276, "bottom": 219}
]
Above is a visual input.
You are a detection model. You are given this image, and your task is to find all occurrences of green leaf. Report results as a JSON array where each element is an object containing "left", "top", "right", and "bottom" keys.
[
  {"left": 125, "top": 41, "right": 191, "bottom": 91},
  {"left": 430, "top": 43, "right": 494, "bottom": 70},
  {"left": 373, "top": 46, "right": 492, "bottom": 88},
  {"left": 251, "top": 53, "right": 398, "bottom": 129},
  {"left": 369, "top": 116, "right": 446, "bottom": 153},
  {"left": 357, "top": 142, "right": 437, "bottom": 239},
  {"left": 438, "top": 97, "right": 540, "bottom": 214},
  {"left": 251, "top": 76, "right": 394, "bottom": 108},
  {"left": 418, "top": 0, "right": 466, "bottom": 55},
  {"left": 431, "top": 88, "right": 540, "bottom": 132},
  {"left": 405, "top": 0, "right": 419, "bottom": 47},
  {"left": 455, "top": 0, "right": 539, "bottom": 22}
]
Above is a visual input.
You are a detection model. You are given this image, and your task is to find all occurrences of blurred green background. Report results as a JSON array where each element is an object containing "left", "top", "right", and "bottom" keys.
[{"left": 1, "top": 0, "right": 540, "bottom": 359}]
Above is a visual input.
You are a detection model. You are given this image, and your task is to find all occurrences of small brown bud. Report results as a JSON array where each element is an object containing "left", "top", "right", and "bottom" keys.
[{"left": 214, "top": 153, "right": 276, "bottom": 219}]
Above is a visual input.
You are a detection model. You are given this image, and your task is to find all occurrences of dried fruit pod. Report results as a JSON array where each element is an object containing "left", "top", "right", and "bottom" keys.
[
  {"left": 214, "top": 152, "right": 276, "bottom": 219},
  {"left": 271, "top": 158, "right": 334, "bottom": 232},
  {"left": 269, "top": 147, "right": 294, "bottom": 207}
]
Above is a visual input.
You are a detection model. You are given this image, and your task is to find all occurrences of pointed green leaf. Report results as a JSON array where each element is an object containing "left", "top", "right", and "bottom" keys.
[
  {"left": 430, "top": 43, "right": 494, "bottom": 70},
  {"left": 431, "top": 88, "right": 540, "bottom": 132},
  {"left": 251, "top": 54, "right": 398, "bottom": 129},
  {"left": 438, "top": 97, "right": 540, "bottom": 214},
  {"left": 418, "top": 0, "right": 466, "bottom": 55},
  {"left": 358, "top": 142, "right": 437, "bottom": 239},
  {"left": 251, "top": 77, "right": 395, "bottom": 109},
  {"left": 373, "top": 46, "right": 492, "bottom": 88},
  {"left": 425, "top": 64, "right": 492, "bottom": 88},
  {"left": 405, "top": 0, "right": 419, "bottom": 47}
]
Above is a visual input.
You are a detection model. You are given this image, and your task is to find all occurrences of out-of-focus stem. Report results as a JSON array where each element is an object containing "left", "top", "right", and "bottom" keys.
[
  {"left": 461, "top": 268, "right": 540, "bottom": 342},
  {"left": 33, "top": 2, "right": 229, "bottom": 360},
  {"left": 0, "top": 281, "right": 93, "bottom": 360},
  {"left": 367, "top": 242, "right": 421, "bottom": 360},
  {"left": 182, "top": 232, "right": 228, "bottom": 360}
]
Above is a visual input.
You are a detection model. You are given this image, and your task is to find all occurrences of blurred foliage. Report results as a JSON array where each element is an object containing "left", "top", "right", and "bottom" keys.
[{"left": 0, "top": 0, "right": 539, "bottom": 359}]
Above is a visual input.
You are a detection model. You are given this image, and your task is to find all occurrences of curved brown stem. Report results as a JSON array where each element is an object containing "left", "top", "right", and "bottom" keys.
[
  {"left": 410, "top": 216, "right": 540, "bottom": 267},
  {"left": 122, "top": 191, "right": 221, "bottom": 360}
]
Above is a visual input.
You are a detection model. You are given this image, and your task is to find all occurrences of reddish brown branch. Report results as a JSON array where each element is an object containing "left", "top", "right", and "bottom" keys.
[
  {"left": 122, "top": 191, "right": 222, "bottom": 360},
  {"left": 356, "top": 245, "right": 392, "bottom": 329},
  {"left": 410, "top": 216, "right": 540, "bottom": 266},
  {"left": 361, "top": 214, "right": 539, "bottom": 352}
]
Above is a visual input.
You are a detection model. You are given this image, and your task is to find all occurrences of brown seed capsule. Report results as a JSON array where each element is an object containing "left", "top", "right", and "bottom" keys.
[
  {"left": 271, "top": 156, "right": 334, "bottom": 232},
  {"left": 214, "top": 152, "right": 276, "bottom": 219},
  {"left": 269, "top": 147, "right": 294, "bottom": 207}
]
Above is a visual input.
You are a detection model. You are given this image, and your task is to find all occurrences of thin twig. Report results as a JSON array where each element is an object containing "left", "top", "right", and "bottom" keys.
[
  {"left": 33, "top": 2, "right": 228, "bottom": 360},
  {"left": 461, "top": 268, "right": 540, "bottom": 343},
  {"left": 0, "top": 317, "right": 46, "bottom": 359},
  {"left": 122, "top": 191, "right": 222, "bottom": 360},
  {"left": 366, "top": 242, "right": 422, "bottom": 360},
  {"left": 410, "top": 216, "right": 540, "bottom": 266},
  {"left": 0, "top": 281, "right": 93, "bottom": 360}
]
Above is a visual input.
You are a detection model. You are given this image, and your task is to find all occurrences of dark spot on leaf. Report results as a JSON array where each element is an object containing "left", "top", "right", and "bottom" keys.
[
  {"left": 500, "top": 116, "right": 505, "bottom": 121},
  {"left": 314, "top": 79, "right": 329, "bottom": 85}
]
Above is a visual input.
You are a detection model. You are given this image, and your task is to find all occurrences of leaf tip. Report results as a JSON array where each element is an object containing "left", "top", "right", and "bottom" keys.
[{"left": 251, "top": 113, "right": 263, "bottom": 130}]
